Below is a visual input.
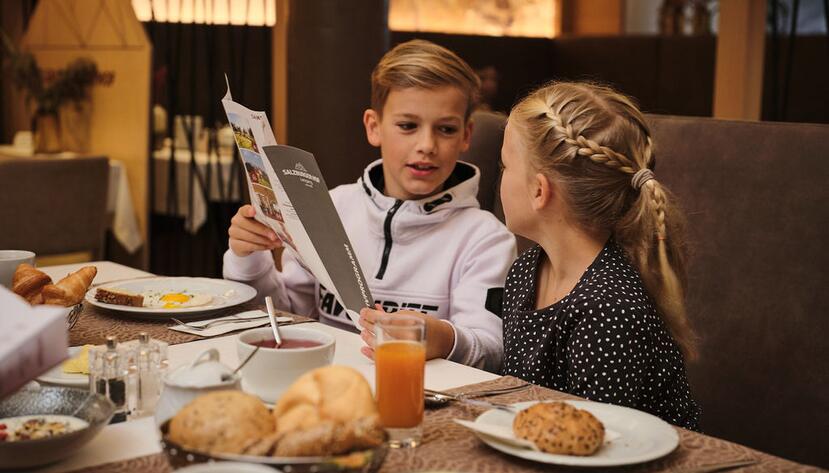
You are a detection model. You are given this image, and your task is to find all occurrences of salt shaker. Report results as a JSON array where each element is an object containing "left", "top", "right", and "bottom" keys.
[{"left": 128, "top": 332, "right": 169, "bottom": 419}]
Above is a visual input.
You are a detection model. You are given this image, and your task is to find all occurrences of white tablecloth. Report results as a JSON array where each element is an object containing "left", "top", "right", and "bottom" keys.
[{"left": 35, "top": 261, "right": 498, "bottom": 473}]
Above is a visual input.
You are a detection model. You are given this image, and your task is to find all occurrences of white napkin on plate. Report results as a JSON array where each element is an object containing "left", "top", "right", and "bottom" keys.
[{"left": 169, "top": 310, "right": 292, "bottom": 337}]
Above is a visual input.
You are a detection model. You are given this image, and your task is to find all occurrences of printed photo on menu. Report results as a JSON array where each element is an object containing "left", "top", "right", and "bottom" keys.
[
  {"left": 228, "top": 112, "right": 260, "bottom": 153},
  {"left": 228, "top": 113, "right": 297, "bottom": 252}
]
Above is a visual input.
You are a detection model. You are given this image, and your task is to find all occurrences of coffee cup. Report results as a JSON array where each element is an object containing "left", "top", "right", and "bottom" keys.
[
  {"left": 236, "top": 326, "right": 335, "bottom": 403},
  {"left": 0, "top": 250, "right": 36, "bottom": 288}
]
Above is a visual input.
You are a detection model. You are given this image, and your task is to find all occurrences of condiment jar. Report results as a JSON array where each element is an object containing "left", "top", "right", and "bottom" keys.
[{"left": 154, "top": 348, "right": 240, "bottom": 426}]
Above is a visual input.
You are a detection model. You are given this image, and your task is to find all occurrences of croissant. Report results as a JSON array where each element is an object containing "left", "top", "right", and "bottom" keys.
[
  {"left": 12, "top": 263, "right": 53, "bottom": 305},
  {"left": 42, "top": 266, "right": 97, "bottom": 307}
]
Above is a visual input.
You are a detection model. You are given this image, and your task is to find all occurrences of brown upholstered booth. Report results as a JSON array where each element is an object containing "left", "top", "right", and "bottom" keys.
[
  {"left": 0, "top": 156, "right": 110, "bottom": 260},
  {"left": 462, "top": 110, "right": 829, "bottom": 468},
  {"left": 646, "top": 115, "right": 828, "bottom": 468}
]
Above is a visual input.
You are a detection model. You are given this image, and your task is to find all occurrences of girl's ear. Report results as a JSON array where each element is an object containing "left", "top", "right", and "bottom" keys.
[
  {"left": 363, "top": 109, "right": 382, "bottom": 147},
  {"left": 530, "top": 172, "right": 553, "bottom": 211}
]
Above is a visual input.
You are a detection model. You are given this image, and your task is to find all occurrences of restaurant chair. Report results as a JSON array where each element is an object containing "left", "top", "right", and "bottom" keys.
[
  {"left": 0, "top": 156, "right": 110, "bottom": 262},
  {"left": 461, "top": 110, "right": 535, "bottom": 253},
  {"left": 647, "top": 115, "right": 829, "bottom": 468}
]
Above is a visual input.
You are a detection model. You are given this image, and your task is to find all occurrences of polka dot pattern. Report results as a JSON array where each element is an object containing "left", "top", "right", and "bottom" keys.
[{"left": 502, "top": 240, "right": 701, "bottom": 431}]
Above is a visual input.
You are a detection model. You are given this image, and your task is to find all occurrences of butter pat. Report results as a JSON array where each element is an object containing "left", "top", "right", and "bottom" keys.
[{"left": 62, "top": 345, "right": 94, "bottom": 374}]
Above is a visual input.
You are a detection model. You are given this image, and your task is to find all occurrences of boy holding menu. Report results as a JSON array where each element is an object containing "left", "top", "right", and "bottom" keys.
[{"left": 223, "top": 40, "right": 515, "bottom": 372}]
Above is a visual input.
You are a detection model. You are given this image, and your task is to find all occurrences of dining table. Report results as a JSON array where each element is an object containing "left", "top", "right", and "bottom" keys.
[{"left": 26, "top": 260, "right": 821, "bottom": 473}]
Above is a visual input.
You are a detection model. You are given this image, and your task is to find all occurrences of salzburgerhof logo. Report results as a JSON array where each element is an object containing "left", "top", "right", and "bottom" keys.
[{"left": 282, "top": 163, "right": 321, "bottom": 184}]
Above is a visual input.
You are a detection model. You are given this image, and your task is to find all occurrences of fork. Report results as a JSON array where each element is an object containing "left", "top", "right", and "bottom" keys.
[{"left": 170, "top": 315, "right": 268, "bottom": 331}]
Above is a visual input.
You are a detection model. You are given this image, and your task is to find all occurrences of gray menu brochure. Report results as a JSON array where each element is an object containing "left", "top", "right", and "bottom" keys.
[
  {"left": 263, "top": 144, "right": 373, "bottom": 322},
  {"left": 221, "top": 82, "right": 372, "bottom": 324}
]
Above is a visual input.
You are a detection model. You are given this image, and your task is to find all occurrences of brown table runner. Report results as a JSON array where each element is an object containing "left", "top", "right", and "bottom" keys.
[
  {"left": 69, "top": 301, "right": 314, "bottom": 346},
  {"left": 68, "top": 376, "right": 820, "bottom": 473}
]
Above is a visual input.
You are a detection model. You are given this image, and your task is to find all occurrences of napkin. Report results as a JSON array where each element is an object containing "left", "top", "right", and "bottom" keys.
[{"left": 169, "top": 310, "right": 292, "bottom": 337}]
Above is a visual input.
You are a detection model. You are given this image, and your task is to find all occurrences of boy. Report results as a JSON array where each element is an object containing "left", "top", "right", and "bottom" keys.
[{"left": 223, "top": 40, "right": 515, "bottom": 371}]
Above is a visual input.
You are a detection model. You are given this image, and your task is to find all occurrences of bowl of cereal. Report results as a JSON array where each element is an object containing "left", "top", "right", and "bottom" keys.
[{"left": 0, "top": 386, "right": 115, "bottom": 469}]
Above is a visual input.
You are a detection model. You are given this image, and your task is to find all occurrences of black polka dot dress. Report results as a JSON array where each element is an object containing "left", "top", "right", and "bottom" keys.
[{"left": 502, "top": 240, "right": 701, "bottom": 431}]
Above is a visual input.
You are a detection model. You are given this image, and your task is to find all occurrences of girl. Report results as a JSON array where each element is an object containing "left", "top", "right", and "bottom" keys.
[{"left": 499, "top": 82, "right": 700, "bottom": 430}]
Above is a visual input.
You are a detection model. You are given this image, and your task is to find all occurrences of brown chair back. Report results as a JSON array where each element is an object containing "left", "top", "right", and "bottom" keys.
[
  {"left": 646, "top": 115, "right": 829, "bottom": 468},
  {"left": 461, "top": 110, "right": 535, "bottom": 253},
  {"left": 0, "top": 156, "right": 109, "bottom": 259}
]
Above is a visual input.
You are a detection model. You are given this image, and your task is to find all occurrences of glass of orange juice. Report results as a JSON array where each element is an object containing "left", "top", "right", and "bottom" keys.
[{"left": 374, "top": 315, "right": 426, "bottom": 448}]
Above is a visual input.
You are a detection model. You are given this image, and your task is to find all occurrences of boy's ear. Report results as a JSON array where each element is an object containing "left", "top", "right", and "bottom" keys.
[
  {"left": 530, "top": 172, "right": 553, "bottom": 211},
  {"left": 363, "top": 109, "right": 382, "bottom": 147},
  {"left": 460, "top": 119, "right": 474, "bottom": 153}
]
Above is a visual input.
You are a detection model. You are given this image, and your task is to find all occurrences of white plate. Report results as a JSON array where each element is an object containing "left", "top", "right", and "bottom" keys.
[
  {"left": 472, "top": 400, "right": 679, "bottom": 467},
  {"left": 85, "top": 277, "right": 257, "bottom": 318},
  {"left": 37, "top": 347, "right": 88, "bottom": 388}
]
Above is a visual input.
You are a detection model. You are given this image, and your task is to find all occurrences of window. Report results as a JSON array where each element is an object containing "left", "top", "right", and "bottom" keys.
[
  {"left": 388, "top": 0, "right": 560, "bottom": 38},
  {"left": 131, "top": 0, "right": 276, "bottom": 26}
]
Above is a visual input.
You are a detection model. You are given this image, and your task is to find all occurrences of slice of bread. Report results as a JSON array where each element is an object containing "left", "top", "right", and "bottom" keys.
[{"left": 95, "top": 287, "right": 144, "bottom": 307}]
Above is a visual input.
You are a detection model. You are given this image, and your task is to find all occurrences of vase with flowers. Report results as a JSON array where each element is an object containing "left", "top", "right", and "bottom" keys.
[{"left": 1, "top": 30, "right": 98, "bottom": 153}]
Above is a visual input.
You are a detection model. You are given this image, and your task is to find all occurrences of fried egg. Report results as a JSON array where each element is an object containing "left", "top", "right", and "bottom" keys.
[{"left": 143, "top": 291, "right": 213, "bottom": 309}]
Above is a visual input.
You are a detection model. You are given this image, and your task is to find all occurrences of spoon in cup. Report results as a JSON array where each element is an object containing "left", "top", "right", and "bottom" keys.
[{"left": 265, "top": 296, "right": 283, "bottom": 348}]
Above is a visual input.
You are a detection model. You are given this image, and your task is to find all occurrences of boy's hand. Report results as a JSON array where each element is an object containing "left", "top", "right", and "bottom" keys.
[
  {"left": 228, "top": 205, "right": 282, "bottom": 257},
  {"left": 358, "top": 304, "right": 455, "bottom": 361}
]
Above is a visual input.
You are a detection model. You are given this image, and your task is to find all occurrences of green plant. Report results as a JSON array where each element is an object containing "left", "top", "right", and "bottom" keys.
[{"left": 1, "top": 28, "right": 98, "bottom": 116}]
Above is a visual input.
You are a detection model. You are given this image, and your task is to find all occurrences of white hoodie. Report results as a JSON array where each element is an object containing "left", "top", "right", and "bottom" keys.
[{"left": 223, "top": 159, "right": 516, "bottom": 372}]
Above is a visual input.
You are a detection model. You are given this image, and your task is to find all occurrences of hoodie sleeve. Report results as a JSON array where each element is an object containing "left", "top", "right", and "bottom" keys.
[
  {"left": 445, "top": 219, "right": 517, "bottom": 372},
  {"left": 223, "top": 247, "right": 318, "bottom": 317}
]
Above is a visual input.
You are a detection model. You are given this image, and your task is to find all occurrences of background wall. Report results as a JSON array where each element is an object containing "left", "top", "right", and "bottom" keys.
[{"left": 285, "top": 0, "right": 386, "bottom": 188}]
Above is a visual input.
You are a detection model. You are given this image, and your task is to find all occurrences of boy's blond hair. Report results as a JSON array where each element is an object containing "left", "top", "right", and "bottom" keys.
[
  {"left": 371, "top": 39, "right": 480, "bottom": 120},
  {"left": 511, "top": 81, "right": 697, "bottom": 360}
]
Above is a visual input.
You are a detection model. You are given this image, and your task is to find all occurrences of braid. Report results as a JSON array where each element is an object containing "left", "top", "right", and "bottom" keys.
[
  {"left": 545, "top": 111, "right": 637, "bottom": 174},
  {"left": 644, "top": 180, "right": 668, "bottom": 240}
]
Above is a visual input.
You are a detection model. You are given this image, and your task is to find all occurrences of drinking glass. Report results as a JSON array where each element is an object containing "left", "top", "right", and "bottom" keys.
[{"left": 374, "top": 315, "right": 426, "bottom": 448}]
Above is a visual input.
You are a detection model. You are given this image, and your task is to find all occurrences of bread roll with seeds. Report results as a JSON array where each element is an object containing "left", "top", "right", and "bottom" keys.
[
  {"left": 513, "top": 401, "right": 604, "bottom": 455},
  {"left": 169, "top": 390, "right": 274, "bottom": 454}
]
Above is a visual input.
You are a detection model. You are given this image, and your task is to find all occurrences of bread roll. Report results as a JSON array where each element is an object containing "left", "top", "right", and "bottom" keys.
[
  {"left": 268, "top": 365, "right": 384, "bottom": 456},
  {"left": 12, "top": 263, "right": 52, "bottom": 304},
  {"left": 513, "top": 402, "right": 604, "bottom": 456},
  {"left": 169, "top": 390, "right": 274, "bottom": 454},
  {"left": 273, "top": 365, "right": 378, "bottom": 436}
]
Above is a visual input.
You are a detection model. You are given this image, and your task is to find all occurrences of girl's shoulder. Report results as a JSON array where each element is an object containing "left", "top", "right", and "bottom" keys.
[{"left": 568, "top": 243, "right": 656, "bottom": 323}]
